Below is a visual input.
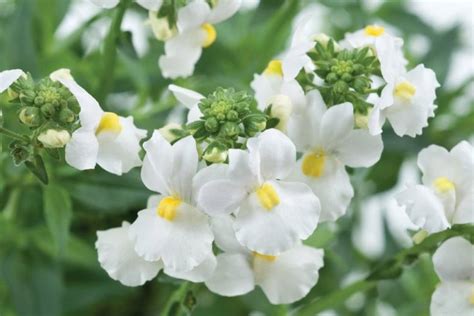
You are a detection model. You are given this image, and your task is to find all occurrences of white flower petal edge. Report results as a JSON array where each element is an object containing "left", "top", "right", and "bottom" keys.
[
  {"left": 96, "top": 222, "right": 162, "bottom": 287},
  {"left": 165, "top": 253, "right": 217, "bottom": 282},
  {"left": 0, "top": 69, "right": 25, "bottom": 94}
]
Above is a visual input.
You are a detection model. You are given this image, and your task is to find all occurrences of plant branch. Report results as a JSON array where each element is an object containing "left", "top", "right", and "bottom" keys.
[
  {"left": 0, "top": 126, "right": 29, "bottom": 142},
  {"left": 161, "top": 282, "right": 199, "bottom": 316},
  {"left": 293, "top": 224, "right": 474, "bottom": 316}
]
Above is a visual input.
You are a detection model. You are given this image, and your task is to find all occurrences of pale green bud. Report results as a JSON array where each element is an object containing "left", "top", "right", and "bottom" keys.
[
  {"left": 158, "top": 123, "right": 183, "bottom": 142},
  {"left": 37, "top": 129, "right": 71, "bottom": 148},
  {"left": 148, "top": 12, "right": 177, "bottom": 41}
]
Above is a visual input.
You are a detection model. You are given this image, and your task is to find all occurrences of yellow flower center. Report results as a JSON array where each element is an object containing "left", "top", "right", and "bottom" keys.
[
  {"left": 469, "top": 287, "right": 474, "bottom": 305},
  {"left": 364, "top": 25, "right": 385, "bottom": 37},
  {"left": 256, "top": 183, "right": 280, "bottom": 211},
  {"left": 263, "top": 60, "right": 283, "bottom": 76},
  {"left": 253, "top": 252, "right": 277, "bottom": 262},
  {"left": 156, "top": 196, "right": 181, "bottom": 221},
  {"left": 201, "top": 23, "right": 216, "bottom": 48},
  {"left": 394, "top": 81, "right": 416, "bottom": 102},
  {"left": 433, "top": 177, "right": 455, "bottom": 193},
  {"left": 95, "top": 112, "right": 122, "bottom": 135},
  {"left": 302, "top": 150, "right": 326, "bottom": 178}
]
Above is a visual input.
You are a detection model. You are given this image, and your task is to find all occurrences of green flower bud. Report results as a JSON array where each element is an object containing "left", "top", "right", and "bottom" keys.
[
  {"left": 244, "top": 115, "right": 266, "bottom": 136},
  {"left": 19, "top": 107, "right": 42, "bottom": 127},
  {"left": 19, "top": 90, "right": 36, "bottom": 104},
  {"left": 34, "top": 96, "right": 45, "bottom": 106},
  {"left": 68, "top": 98, "right": 80, "bottom": 114},
  {"left": 203, "top": 142, "right": 228, "bottom": 163},
  {"left": 333, "top": 80, "right": 349, "bottom": 94},
  {"left": 326, "top": 72, "right": 338, "bottom": 83},
  {"left": 204, "top": 117, "right": 219, "bottom": 133},
  {"left": 158, "top": 123, "right": 183, "bottom": 143},
  {"left": 226, "top": 110, "right": 239, "bottom": 121},
  {"left": 59, "top": 108, "right": 76, "bottom": 123},
  {"left": 10, "top": 145, "right": 31, "bottom": 165},
  {"left": 41, "top": 103, "right": 56, "bottom": 118},
  {"left": 341, "top": 73, "right": 352, "bottom": 82},
  {"left": 220, "top": 122, "right": 240, "bottom": 138},
  {"left": 353, "top": 77, "right": 371, "bottom": 93},
  {"left": 37, "top": 129, "right": 71, "bottom": 148}
]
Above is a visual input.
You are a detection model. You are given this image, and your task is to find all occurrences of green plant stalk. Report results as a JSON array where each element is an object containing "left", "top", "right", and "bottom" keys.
[
  {"left": 0, "top": 126, "right": 29, "bottom": 142},
  {"left": 96, "top": 0, "right": 132, "bottom": 106},
  {"left": 293, "top": 224, "right": 474, "bottom": 316},
  {"left": 161, "top": 282, "right": 199, "bottom": 316}
]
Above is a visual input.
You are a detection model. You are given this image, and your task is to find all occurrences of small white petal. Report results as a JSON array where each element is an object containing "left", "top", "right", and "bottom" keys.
[
  {"left": 430, "top": 282, "right": 474, "bottom": 316},
  {"left": 319, "top": 103, "right": 354, "bottom": 151},
  {"left": 96, "top": 222, "right": 162, "bottom": 287},
  {"left": 136, "top": 0, "right": 163, "bottom": 10},
  {"left": 88, "top": 0, "right": 120, "bottom": 9},
  {"left": 177, "top": 0, "right": 211, "bottom": 32},
  {"left": 0, "top": 69, "right": 24, "bottom": 94},
  {"left": 205, "top": 253, "right": 255, "bottom": 296},
  {"left": 65, "top": 127, "right": 99, "bottom": 171},
  {"left": 169, "top": 84, "right": 204, "bottom": 109},
  {"left": 211, "top": 215, "right": 247, "bottom": 253},
  {"left": 337, "top": 129, "right": 383, "bottom": 168},
  {"left": 198, "top": 179, "right": 247, "bottom": 216},
  {"left": 169, "top": 135, "right": 199, "bottom": 202},
  {"left": 165, "top": 253, "right": 217, "bottom": 282},
  {"left": 433, "top": 237, "right": 474, "bottom": 282},
  {"left": 207, "top": 0, "right": 241, "bottom": 24}
]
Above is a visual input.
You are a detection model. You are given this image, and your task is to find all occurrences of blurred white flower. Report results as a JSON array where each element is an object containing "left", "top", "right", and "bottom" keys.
[
  {"left": 397, "top": 141, "right": 474, "bottom": 233},
  {"left": 430, "top": 237, "right": 474, "bottom": 316},
  {"left": 369, "top": 64, "right": 440, "bottom": 137},
  {"left": 288, "top": 93, "right": 383, "bottom": 222},
  {"left": 205, "top": 215, "right": 324, "bottom": 304},
  {"left": 197, "top": 129, "right": 321, "bottom": 255},
  {"left": 50, "top": 69, "right": 147, "bottom": 175}
]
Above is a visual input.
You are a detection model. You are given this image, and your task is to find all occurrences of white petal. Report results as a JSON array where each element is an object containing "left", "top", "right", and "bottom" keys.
[
  {"left": 147, "top": 194, "right": 162, "bottom": 209},
  {"left": 197, "top": 179, "right": 247, "bottom": 216},
  {"left": 430, "top": 282, "right": 474, "bottom": 316},
  {"left": 88, "top": 0, "right": 119, "bottom": 9},
  {"left": 177, "top": 0, "right": 210, "bottom": 32},
  {"left": 396, "top": 185, "right": 449, "bottom": 233},
  {"left": 433, "top": 237, "right": 474, "bottom": 282},
  {"left": 249, "top": 129, "right": 296, "bottom": 181},
  {"left": 96, "top": 116, "right": 146, "bottom": 175},
  {"left": 228, "top": 149, "right": 259, "bottom": 189},
  {"left": 141, "top": 131, "right": 174, "bottom": 195},
  {"left": 454, "top": 191, "right": 474, "bottom": 225},
  {"left": 205, "top": 253, "right": 255, "bottom": 296},
  {"left": 129, "top": 206, "right": 213, "bottom": 272},
  {"left": 280, "top": 79, "right": 306, "bottom": 113},
  {"left": 320, "top": 103, "right": 354, "bottom": 150},
  {"left": 337, "top": 129, "right": 383, "bottom": 168},
  {"left": 96, "top": 222, "right": 162, "bottom": 287},
  {"left": 208, "top": 0, "right": 240, "bottom": 24},
  {"left": 192, "top": 163, "right": 229, "bottom": 200},
  {"left": 165, "top": 253, "right": 217, "bottom": 282},
  {"left": 169, "top": 84, "right": 204, "bottom": 109},
  {"left": 211, "top": 215, "right": 247, "bottom": 253},
  {"left": 254, "top": 245, "right": 324, "bottom": 304},
  {"left": 0, "top": 69, "right": 24, "bottom": 94},
  {"left": 136, "top": 0, "right": 163, "bottom": 11},
  {"left": 375, "top": 35, "right": 407, "bottom": 83},
  {"left": 234, "top": 180, "right": 320, "bottom": 254},
  {"left": 250, "top": 73, "right": 282, "bottom": 110},
  {"left": 384, "top": 100, "right": 435, "bottom": 138},
  {"left": 65, "top": 128, "right": 99, "bottom": 171},
  {"left": 187, "top": 105, "right": 203, "bottom": 123},
  {"left": 170, "top": 135, "right": 198, "bottom": 202},
  {"left": 282, "top": 43, "right": 313, "bottom": 81},
  {"left": 368, "top": 104, "right": 386, "bottom": 136}
]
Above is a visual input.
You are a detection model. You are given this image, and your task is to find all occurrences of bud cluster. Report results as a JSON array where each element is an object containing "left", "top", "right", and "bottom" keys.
[
  {"left": 186, "top": 88, "right": 268, "bottom": 163},
  {"left": 306, "top": 39, "right": 381, "bottom": 114}
]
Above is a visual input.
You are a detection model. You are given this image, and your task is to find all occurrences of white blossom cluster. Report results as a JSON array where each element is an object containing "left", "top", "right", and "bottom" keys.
[{"left": 1, "top": 5, "right": 473, "bottom": 310}]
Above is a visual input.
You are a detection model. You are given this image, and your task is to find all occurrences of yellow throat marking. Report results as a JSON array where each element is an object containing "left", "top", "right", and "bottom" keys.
[
  {"left": 394, "top": 81, "right": 416, "bottom": 102},
  {"left": 302, "top": 150, "right": 326, "bottom": 178},
  {"left": 256, "top": 183, "right": 280, "bottom": 211},
  {"left": 264, "top": 60, "right": 283, "bottom": 76},
  {"left": 96, "top": 112, "right": 122, "bottom": 135},
  {"left": 364, "top": 25, "right": 385, "bottom": 37},
  {"left": 156, "top": 196, "right": 182, "bottom": 221},
  {"left": 433, "top": 177, "right": 455, "bottom": 194},
  {"left": 201, "top": 23, "right": 216, "bottom": 48},
  {"left": 253, "top": 252, "right": 277, "bottom": 262}
]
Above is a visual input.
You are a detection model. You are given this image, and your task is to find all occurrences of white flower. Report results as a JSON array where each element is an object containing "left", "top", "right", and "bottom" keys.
[
  {"left": 205, "top": 215, "right": 324, "bottom": 304},
  {"left": 50, "top": 69, "right": 147, "bottom": 175},
  {"left": 88, "top": 0, "right": 163, "bottom": 10},
  {"left": 128, "top": 132, "right": 215, "bottom": 272},
  {"left": 430, "top": 237, "right": 474, "bottom": 316},
  {"left": 158, "top": 0, "right": 241, "bottom": 79},
  {"left": 250, "top": 60, "right": 306, "bottom": 132},
  {"left": 37, "top": 129, "right": 71, "bottom": 148},
  {"left": 396, "top": 141, "right": 474, "bottom": 233},
  {"left": 197, "top": 129, "right": 321, "bottom": 255},
  {"left": 168, "top": 84, "right": 204, "bottom": 123},
  {"left": 369, "top": 64, "right": 440, "bottom": 137},
  {"left": 0, "top": 69, "right": 25, "bottom": 94},
  {"left": 341, "top": 25, "right": 407, "bottom": 83},
  {"left": 288, "top": 91, "right": 383, "bottom": 222}
]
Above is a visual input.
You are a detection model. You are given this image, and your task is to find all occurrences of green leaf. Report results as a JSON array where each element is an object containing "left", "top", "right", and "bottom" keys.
[
  {"left": 25, "top": 154, "right": 49, "bottom": 184},
  {"left": 42, "top": 184, "right": 73, "bottom": 255}
]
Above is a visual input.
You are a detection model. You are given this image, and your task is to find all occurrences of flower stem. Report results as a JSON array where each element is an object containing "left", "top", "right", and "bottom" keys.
[
  {"left": 161, "top": 282, "right": 199, "bottom": 316},
  {"left": 96, "top": 0, "right": 131, "bottom": 106},
  {"left": 0, "top": 126, "right": 29, "bottom": 142},
  {"left": 293, "top": 224, "right": 474, "bottom": 316}
]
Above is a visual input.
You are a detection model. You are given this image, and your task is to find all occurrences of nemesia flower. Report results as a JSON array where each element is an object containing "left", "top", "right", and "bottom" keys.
[
  {"left": 368, "top": 64, "right": 440, "bottom": 137},
  {"left": 158, "top": 0, "right": 241, "bottom": 79},
  {"left": 197, "top": 129, "right": 321, "bottom": 255},
  {"left": 288, "top": 91, "right": 383, "bottom": 222},
  {"left": 128, "top": 132, "right": 215, "bottom": 272},
  {"left": 50, "top": 69, "right": 147, "bottom": 175},
  {"left": 396, "top": 141, "right": 474, "bottom": 233},
  {"left": 205, "top": 215, "right": 324, "bottom": 304},
  {"left": 430, "top": 237, "right": 474, "bottom": 316},
  {"left": 341, "top": 24, "right": 407, "bottom": 83},
  {"left": 250, "top": 60, "right": 306, "bottom": 132}
]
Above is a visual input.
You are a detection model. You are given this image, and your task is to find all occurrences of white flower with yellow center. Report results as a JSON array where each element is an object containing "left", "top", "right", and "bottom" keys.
[
  {"left": 205, "top": 215, "right": 324, "bottom": 304},
  {"left": 341, "top": 25, "right": 407, "bottom": 83},
  {"left": 288, "top": 91, "right": 384, "bottom": 222},
  {"left": 128, "top": 132, "right": 215, "bottom": 272},
  {"left": 49, "top": 69, "right": 147, "bottom": 175},
  {"left": 369, "top": 64, "right": 440, "bottom": 137},
  {"left": 158, "top": 0, "right": 241, "bottom": 79},
  {"left": 430, "top": 237, "right": 474, "bottom": 316},
  {"left": 197, "top": 129, "right": 321, "bottom": 255},
  {"left": 396, "top": 141, "right": 474, "bottom": 233},
  {"left": 250, "top": 60, "right": 306, "bottom": 132}
]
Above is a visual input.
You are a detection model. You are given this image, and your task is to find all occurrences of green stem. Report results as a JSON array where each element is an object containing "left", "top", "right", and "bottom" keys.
[
  {"left": 2, "top": 188, "right": 21, "bottom": 221},
  {"left": 96, "top": 0, "right": 131, "bottom": 106},
  {"left": 293, "top": 224, "right": 474, "bottom": 316},
  {"left": 0, "top": 126, "right": 29, "bottom": 142},
  {"left": 161, "top": 282, "right": 199, "bottom": 316}
]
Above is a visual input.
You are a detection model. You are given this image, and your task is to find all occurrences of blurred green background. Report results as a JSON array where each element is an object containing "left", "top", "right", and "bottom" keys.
[{"left": 0, "top": 0, "right": 472, "bottom": 315}]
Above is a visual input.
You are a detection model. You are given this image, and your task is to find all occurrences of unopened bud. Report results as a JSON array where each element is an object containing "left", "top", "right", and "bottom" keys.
[
  {"left": 158, "top": 123, "right": 183, "bottom": 142},
  {"left": 244, "top": 115, "right": 266, "bottom": 136},
  {"left": 59, "top": 108, "right": 76, "bottom": 123},
  {"left": 37, "top": 129, "right": 71, "bottom": 148},
  {"left": 412, "top": 229, "right": 429, "bottom": 245},
  {"left": 148, "top": 12, "right": 176, "bottom": 41},
  {"left": 226, "top": 110, "right": 239, "bottom": 121},
  {"left": 204, "top": 117, "right": 219, "bottom": 133},
  {"left": 34, "top": 96, "right": 45, "bottom": 106},
  {"left": 203, "top": 143, "right": 228, "bottom": 163},
  {"left": 220, "top": 122, "right": 240, "bottom": 138},
  {"left": 353, "top": 77, "right": 370, "bottom": 93},
  {"left": 41, "top": 103, "right": 56, "bottom": 118},
  {"left": 326, "top": 72, "right": 338, "bottom": 83},
  {"left": 19, "top": 107, "right": 41, "bottom": 127},
  {"left": 355, "top": 111, "right": 369, "bottom": 129},
  {"left": 269, "top": 94, "right": 293, "bottom": 132},
  {"left": 333, "top": 80, "right": 349, "bottom": 94}
]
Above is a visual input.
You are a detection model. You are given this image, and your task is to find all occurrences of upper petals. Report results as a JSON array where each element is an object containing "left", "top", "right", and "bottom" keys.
[
  {"left": 177, "top": 0, "right": 210, "bottom": 32},
  {"left": 430, "top": 282, "right": 474, "bottom": 316},
  {"left": 211, "top": 215, "right": 247, "bottom": 253},
  {"left": 433, "top": 237, "right": 474, "bottom": 282},
  {"left": 336, "top": 129, "right": 383, "bottom": 168},
  {"left": 0, "top": 69, "right": 24, "bottom": 94},
  {"left": 319, "top": 103, "right": 354, "bottom": 151},
  {"left": 65, "top": 127, "right": 99, "bottom": 171},
  {"left": 169, "top": 84, "right": 204, "bottom": 109},
  {"left": 207, "top": 0, "right": 241, "bottom": 24}
]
